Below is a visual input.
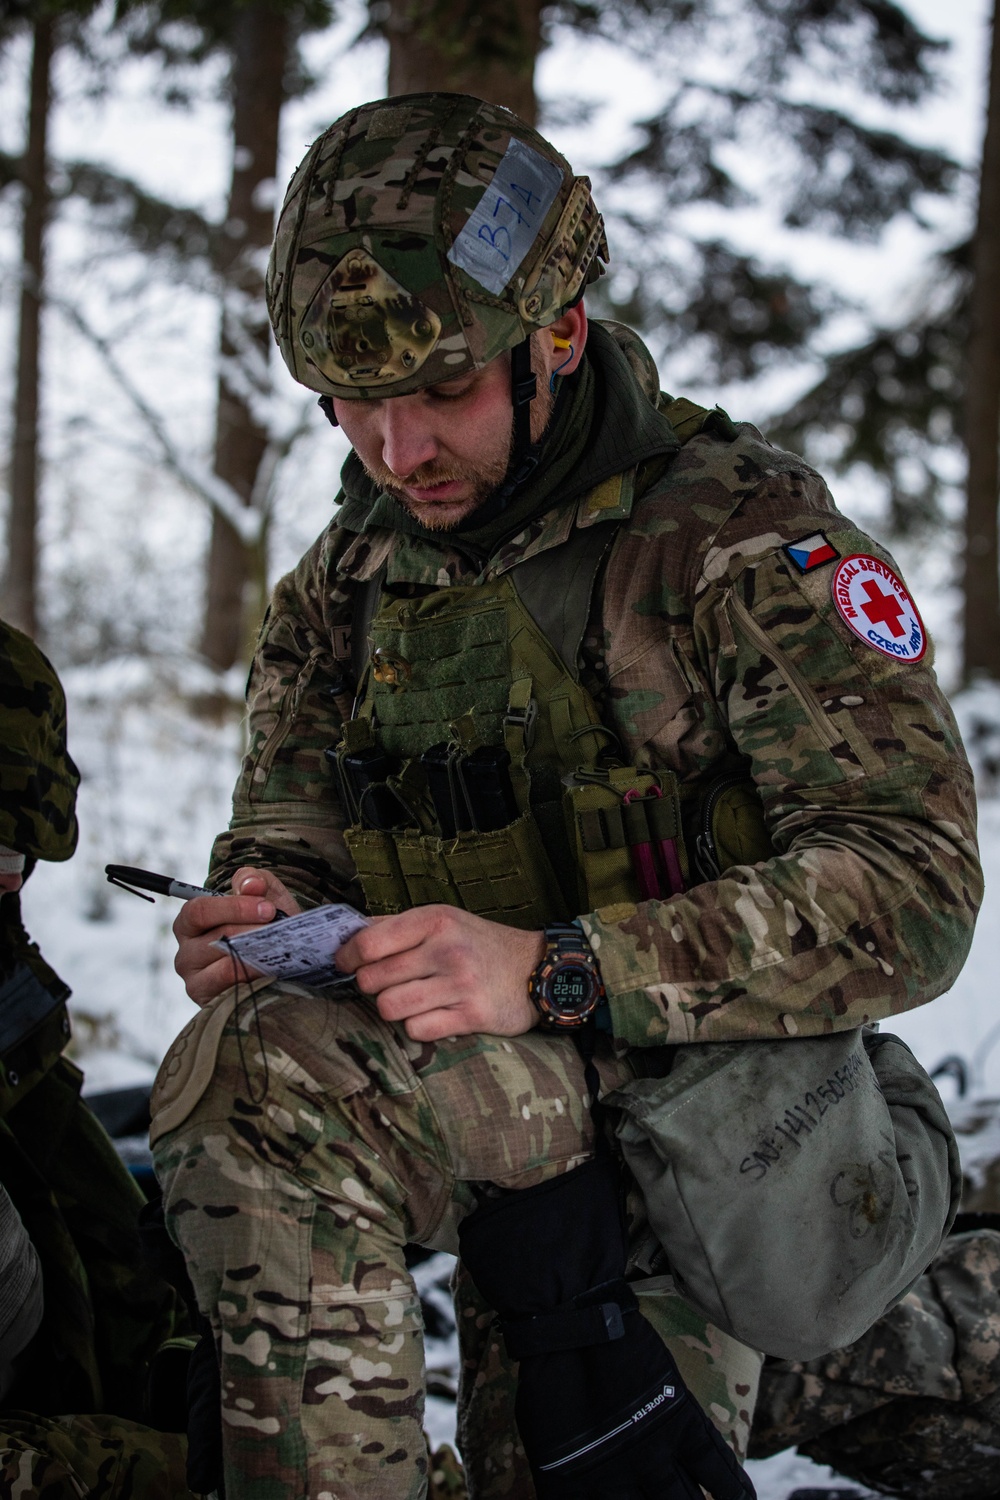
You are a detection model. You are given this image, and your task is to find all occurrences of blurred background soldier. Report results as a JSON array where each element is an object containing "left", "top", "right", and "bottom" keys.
[{"left": 0, "top": 617, "right": 192, "bottom": 1497}]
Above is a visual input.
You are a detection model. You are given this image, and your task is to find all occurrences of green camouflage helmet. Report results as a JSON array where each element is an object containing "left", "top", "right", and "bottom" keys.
[
  {"left": 0, "top": 621, "right": 79, "bottom": 862},
  {"left": 266, "top": 92, "right": 609, "bottom": 400}
]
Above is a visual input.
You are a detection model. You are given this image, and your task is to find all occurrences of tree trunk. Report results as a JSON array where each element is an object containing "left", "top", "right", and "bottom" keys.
[
  {"left": 964, "top": 0, "right": 1000, "bottom": 681},
  {"left": 4, "top": 15, "right": 54, "bottom": 640},
  {"left": 385, "top": 0, "right": 541, "bottom": 124},
  {"left": 199, "top": 4, "right": 289, "bottom": 671}
]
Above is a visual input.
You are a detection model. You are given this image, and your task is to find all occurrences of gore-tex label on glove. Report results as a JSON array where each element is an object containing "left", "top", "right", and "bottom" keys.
[{"left": 213, "top": 904, "right": 369, "bottom": 987}]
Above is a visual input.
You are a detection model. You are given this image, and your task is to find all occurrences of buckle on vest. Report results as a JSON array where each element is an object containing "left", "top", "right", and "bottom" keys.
[{"left": 504, "top": 696, "right": 537, "bottom": 750}]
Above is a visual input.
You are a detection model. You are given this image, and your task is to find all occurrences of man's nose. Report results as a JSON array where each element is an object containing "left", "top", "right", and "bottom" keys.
[
  {"left": 0, "top": 872, "right": 23, "bottom": 896},
  {"left": 380, "top": 400, "right": 438, "bottom": 478}
]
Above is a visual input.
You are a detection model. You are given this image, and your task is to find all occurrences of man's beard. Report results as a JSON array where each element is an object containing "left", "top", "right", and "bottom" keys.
[
  {"left": 360, "top": 347, "right": 555, "bottom": 531},
  {"left": 363, "top": 449, "right": 511, "bottom": 530}
]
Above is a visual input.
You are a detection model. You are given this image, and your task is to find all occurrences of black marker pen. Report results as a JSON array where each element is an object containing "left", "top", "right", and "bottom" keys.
[{"left": 105, "top": 864, "right": 288, "bottom": 919}]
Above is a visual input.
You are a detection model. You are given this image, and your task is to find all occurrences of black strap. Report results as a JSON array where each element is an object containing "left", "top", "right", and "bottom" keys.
[
  {"left": 509, "top": 336, "right": 538, "bottom": 481},
  {"left": 350, "top": 563, "right": 388, "bottom": 684},
  {"left": 573, "top": 1018, "right": 609, "bottom": 1153},
  {"left": 503, "top": 1293, "right": 633, "bottom": 1360},
  {"left": 510, "top": 520, "right": 616, "bottom": 682}
]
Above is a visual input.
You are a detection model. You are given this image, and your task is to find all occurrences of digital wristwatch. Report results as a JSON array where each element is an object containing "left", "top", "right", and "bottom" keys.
[{"left": 528, "top": 923, "right": 605, "bottom": 1030}]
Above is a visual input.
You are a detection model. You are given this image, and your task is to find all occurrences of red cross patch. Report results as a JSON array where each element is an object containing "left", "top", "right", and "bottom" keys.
[{"left": 832, "top": 555, "right": 926, "bottom": 662}]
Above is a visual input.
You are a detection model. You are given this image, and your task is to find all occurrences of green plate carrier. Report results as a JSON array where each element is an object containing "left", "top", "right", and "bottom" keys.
[{"left": 332, "top": 403, "right": 776, "bottom": 924}]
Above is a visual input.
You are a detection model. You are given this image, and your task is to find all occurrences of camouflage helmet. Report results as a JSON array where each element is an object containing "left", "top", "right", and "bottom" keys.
[
  {"left": 266, "top": 92, "right": 609, "bottom": 400},
  {"left": 0, "top": 621, "right": 79, "bottom": 862}
]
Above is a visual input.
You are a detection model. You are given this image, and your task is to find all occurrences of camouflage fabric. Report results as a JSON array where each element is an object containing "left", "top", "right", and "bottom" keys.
[
  {"left": 151, "top": 983, "right": 758, "bottom": 1499},
  {"left": 749, "top": 1228, "right": 1000, "bottom": 1499},
  {"left": 0, "top": 1057, "right": 182, "bottom": 1420},
  {"left": 428, "top": 1443, "right": 468, "bottom": 1498},
  {"left": 192, "top": 231, "right": 981, "bottom": 1494},
  {"left": 0, "top": 619, "right": 79, "bottom": 863},
  {"left": 266, "top": 93, "right": 608, "bottom": 400},
  {"left": 0, "top": 1411, "right": 193, "bottom": 1498},
  {"left": 209, "top": 320, "right": 981, "bottom": 1048}
]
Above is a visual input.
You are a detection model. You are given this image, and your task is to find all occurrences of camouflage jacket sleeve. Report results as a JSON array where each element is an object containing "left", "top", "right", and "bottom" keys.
[
  {"left": 207, "top": 525, "right": 367, "bottom": 911},
  {"left": 582, "top": 436, "right": 982, "bottom": 1047}
]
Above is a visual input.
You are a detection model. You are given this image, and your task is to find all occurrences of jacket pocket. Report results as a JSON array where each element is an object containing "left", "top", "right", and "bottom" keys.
[{"left": 724, "top": 590, "right": 866, "bottom": 785}]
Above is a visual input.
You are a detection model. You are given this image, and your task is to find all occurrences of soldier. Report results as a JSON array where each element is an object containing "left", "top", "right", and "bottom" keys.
[
  {"left": 151, "top": 95, "right": 982, "bottom": 1499},
  {"left": 0, "top": 619, "right": 193, "bottom": 1497}
]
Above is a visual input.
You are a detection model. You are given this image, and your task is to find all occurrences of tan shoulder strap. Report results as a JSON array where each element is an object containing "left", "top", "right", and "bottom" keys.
[{"left": 659, "top": 394, "right": 738, "bottom": 445}]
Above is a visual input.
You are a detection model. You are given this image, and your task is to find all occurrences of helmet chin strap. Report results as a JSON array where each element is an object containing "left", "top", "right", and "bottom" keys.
[
  {"left": 508, "top": 336, "right": 538, "bottom": 485},
  {"left": 316, "top": 336, "right": 549, "bottom": 527}
]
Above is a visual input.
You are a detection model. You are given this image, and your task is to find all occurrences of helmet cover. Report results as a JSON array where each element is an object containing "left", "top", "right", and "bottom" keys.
[
  {"left": 266, "top": 92, "right": 609, "bottom": 400},
  {"left": 0, "top": 621, "right": 79, "bottom": 863}
]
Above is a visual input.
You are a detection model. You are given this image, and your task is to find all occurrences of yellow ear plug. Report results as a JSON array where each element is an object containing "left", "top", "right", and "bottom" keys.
[{"left": 549, "top": 339, "right": 575, "bottom": 391}]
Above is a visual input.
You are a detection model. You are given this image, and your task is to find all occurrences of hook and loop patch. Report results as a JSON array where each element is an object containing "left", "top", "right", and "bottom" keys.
[{"left": 832, "top": 554, "right": 926, "bottom": 662}]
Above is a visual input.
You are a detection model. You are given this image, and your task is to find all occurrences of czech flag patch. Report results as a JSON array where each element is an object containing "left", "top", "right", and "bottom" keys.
[
  {"left": 832, "top": 554, "right": 926, "bottom": 662},
  {"left": 784, "top": 532, "right": 839, "bottom": 573}
]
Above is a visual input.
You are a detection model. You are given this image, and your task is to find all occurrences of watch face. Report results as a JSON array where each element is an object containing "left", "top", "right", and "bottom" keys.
[{"left": 551, "top": 964, "right": 594, "bottom": 1015}]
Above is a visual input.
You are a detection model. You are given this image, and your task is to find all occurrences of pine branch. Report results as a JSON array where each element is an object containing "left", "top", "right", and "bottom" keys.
[
  {"left": 44, "top": 286, "right": 264, "bottom": 544},
  {"left": 766, "top": 245, "right": 970, "bottom": 535},
  {"left": 58, "top": 160, "right": 222, "bottom": 278}
]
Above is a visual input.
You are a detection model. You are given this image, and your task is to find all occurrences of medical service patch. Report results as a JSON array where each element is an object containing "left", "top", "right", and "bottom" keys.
[
  {"left": 784, "top": 532, "right": 839, "bottom": 573},
  {"left": 832, "top": 554, "right": 926, "bottom": 662}
]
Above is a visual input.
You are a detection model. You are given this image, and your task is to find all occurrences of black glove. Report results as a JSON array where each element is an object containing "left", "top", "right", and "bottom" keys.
[{"left": 458, "top": 1155, "right": 756, "bottom": 1500}]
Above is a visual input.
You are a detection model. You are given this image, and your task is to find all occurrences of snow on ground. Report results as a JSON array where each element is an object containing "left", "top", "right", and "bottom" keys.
[{"left": 17, "top": 666, "right": 1000, "bottom": 1499}]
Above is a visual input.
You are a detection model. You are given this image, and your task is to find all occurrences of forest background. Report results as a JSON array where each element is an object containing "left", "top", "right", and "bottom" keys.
[
  {"left": 2, "top": 0, "right": 999, "bottom": 1119},
  {"left": 3, "top": 1, "right": 1000, "bottom": 1489},
  {"left": 1, "top": 0, "right": 995, "bottom": 1071}
]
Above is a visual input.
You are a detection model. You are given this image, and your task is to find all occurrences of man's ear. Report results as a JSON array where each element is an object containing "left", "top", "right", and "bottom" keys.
[{"left": 539, "top": 302, "right": 588, "bottom": 384}]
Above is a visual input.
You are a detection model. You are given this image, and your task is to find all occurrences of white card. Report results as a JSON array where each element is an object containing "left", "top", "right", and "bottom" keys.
[{"left": 212, "top": 903, "right": 370, "bottom": 987}]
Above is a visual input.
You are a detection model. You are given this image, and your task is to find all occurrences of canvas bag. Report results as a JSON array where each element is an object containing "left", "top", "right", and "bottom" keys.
[{"left": 606, "top": 1026, "right": 961, "bottom": 1360}]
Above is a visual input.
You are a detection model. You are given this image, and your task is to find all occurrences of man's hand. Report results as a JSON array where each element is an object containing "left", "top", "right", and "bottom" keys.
[
  {"left": 337, "top": 906, "right": 545, "bottom": 1042},
  {"left": 174, "top": 867, "right": 301, "bottom": 1007}
]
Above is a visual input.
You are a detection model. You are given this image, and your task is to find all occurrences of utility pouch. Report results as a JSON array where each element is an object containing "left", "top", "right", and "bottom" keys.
[
  {"left": 344, "top": 828, "right": 409, "bottom": 914},
  {"left": 384, "top": 811, "right": 569, "bottom": 930},
  {"left": 606, "top": 1028, "right": 961, "bottom": 1360},
  {"left": 693, "top": 770, "right": 775, "bottom": 883},
  {"left": 565, "top": 767, "right": 687, "bottom": 912}
]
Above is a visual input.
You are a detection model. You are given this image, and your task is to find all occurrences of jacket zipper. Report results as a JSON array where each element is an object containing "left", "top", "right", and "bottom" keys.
[
  {"left": 249, "top": 649, "right": 327, "bottom": 800},
  {"left": 725, "top": 591, "right": 843, "bottom": 755}
]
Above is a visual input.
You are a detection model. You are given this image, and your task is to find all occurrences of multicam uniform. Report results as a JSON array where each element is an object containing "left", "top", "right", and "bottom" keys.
[{"left": 150, "top": 319, "right": 981, "bottom": 1499}]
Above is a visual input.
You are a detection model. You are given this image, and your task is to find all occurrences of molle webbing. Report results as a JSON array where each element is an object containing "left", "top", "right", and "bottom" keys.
[
  {"left": 336, "top": 515, "right": 697, "bottom": 923},
  {"left": 578, "top": 790, "right": 681, "bottom": 853}
]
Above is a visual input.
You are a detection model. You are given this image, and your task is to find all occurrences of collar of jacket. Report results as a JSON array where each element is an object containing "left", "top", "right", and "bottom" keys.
[{"left": 333, "top": 322, "right": 680, "bottom": 587}]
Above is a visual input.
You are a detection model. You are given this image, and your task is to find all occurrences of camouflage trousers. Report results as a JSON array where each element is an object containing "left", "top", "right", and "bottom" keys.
[
  {"left": 151, "top": 984, "right": 762, "bottom": 1500},
  {"left": 0, "top": 1411, "right": 191, "bottom": 1498},
  {"left": 749, "top": 1227, "right": 1000, "bottom": 1499}
]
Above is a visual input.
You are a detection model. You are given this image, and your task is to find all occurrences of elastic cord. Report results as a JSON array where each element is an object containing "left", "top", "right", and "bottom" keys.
[
  {"left": 550, "top": 344, "right": 574, "bottom": 393},
  {"left": 508, "top": 336, "right": 538, "bottom": 485}
]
